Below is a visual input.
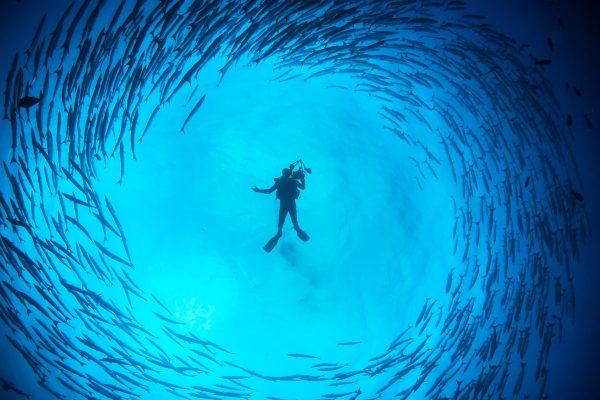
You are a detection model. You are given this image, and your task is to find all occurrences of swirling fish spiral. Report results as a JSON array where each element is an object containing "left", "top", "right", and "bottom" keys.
[{"left": 0, "top": 0, "right": 591, "bottom": 399}]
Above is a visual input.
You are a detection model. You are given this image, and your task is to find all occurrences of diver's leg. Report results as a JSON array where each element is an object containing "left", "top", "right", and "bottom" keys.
[
  {"left": 290, "top": 201, "right": 309, "bottom": 241},
  {"left": 277, "top": 202, "right": 288, "bottom": 235},
  {"left": 289, "top": 201, "right": 299, "bottom": 229}
]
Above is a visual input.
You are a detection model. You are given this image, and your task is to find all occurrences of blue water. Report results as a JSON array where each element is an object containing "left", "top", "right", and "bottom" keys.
[{"left": 0, "top": 0, "right": 599, "bottom": 399}]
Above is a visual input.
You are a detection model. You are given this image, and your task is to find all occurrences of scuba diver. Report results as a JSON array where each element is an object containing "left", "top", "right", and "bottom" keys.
[{"left": 252, "top": 160, "right": 311, "bottom": 252}]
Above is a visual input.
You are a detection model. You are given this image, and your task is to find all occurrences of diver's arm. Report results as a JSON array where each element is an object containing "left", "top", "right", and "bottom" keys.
[
  {"left": 252, "top": 182, "right": 278, "bottom": 194},
  {"left": 298, "top": 178, "right": 305, "bottom": 190}
]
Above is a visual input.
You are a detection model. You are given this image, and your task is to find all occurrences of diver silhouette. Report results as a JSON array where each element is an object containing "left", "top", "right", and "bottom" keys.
[{"left": 252, "top": 160, "right": 311, "bottom": 252}]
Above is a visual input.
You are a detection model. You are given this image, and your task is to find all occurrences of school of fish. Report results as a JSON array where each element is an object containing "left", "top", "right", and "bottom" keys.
[{"left": 0, "top": 0, "right": 591, "bottom": 399}]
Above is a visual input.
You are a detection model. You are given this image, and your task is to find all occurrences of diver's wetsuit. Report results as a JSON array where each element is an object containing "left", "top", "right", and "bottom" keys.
[{"left": 275, "top": 176, "right": 304, "bottom": 234}]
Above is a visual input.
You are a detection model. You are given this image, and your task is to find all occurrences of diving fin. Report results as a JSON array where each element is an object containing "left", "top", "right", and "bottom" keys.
[
  {"left": 263, "top": 232, "right": 282, "bottom": 253},
  {"left": 295, "top": 227, "right": 310, "bottom": 242}
]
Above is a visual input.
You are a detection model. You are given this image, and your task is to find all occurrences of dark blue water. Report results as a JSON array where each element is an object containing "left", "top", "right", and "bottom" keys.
[{"left": 0, "top": 1, "right": 599, "bottom": 399}]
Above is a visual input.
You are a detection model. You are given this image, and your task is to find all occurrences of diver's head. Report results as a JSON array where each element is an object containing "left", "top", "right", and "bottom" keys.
[{"left": 282, "top": 168, "right": 291, "bottom": 178}]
